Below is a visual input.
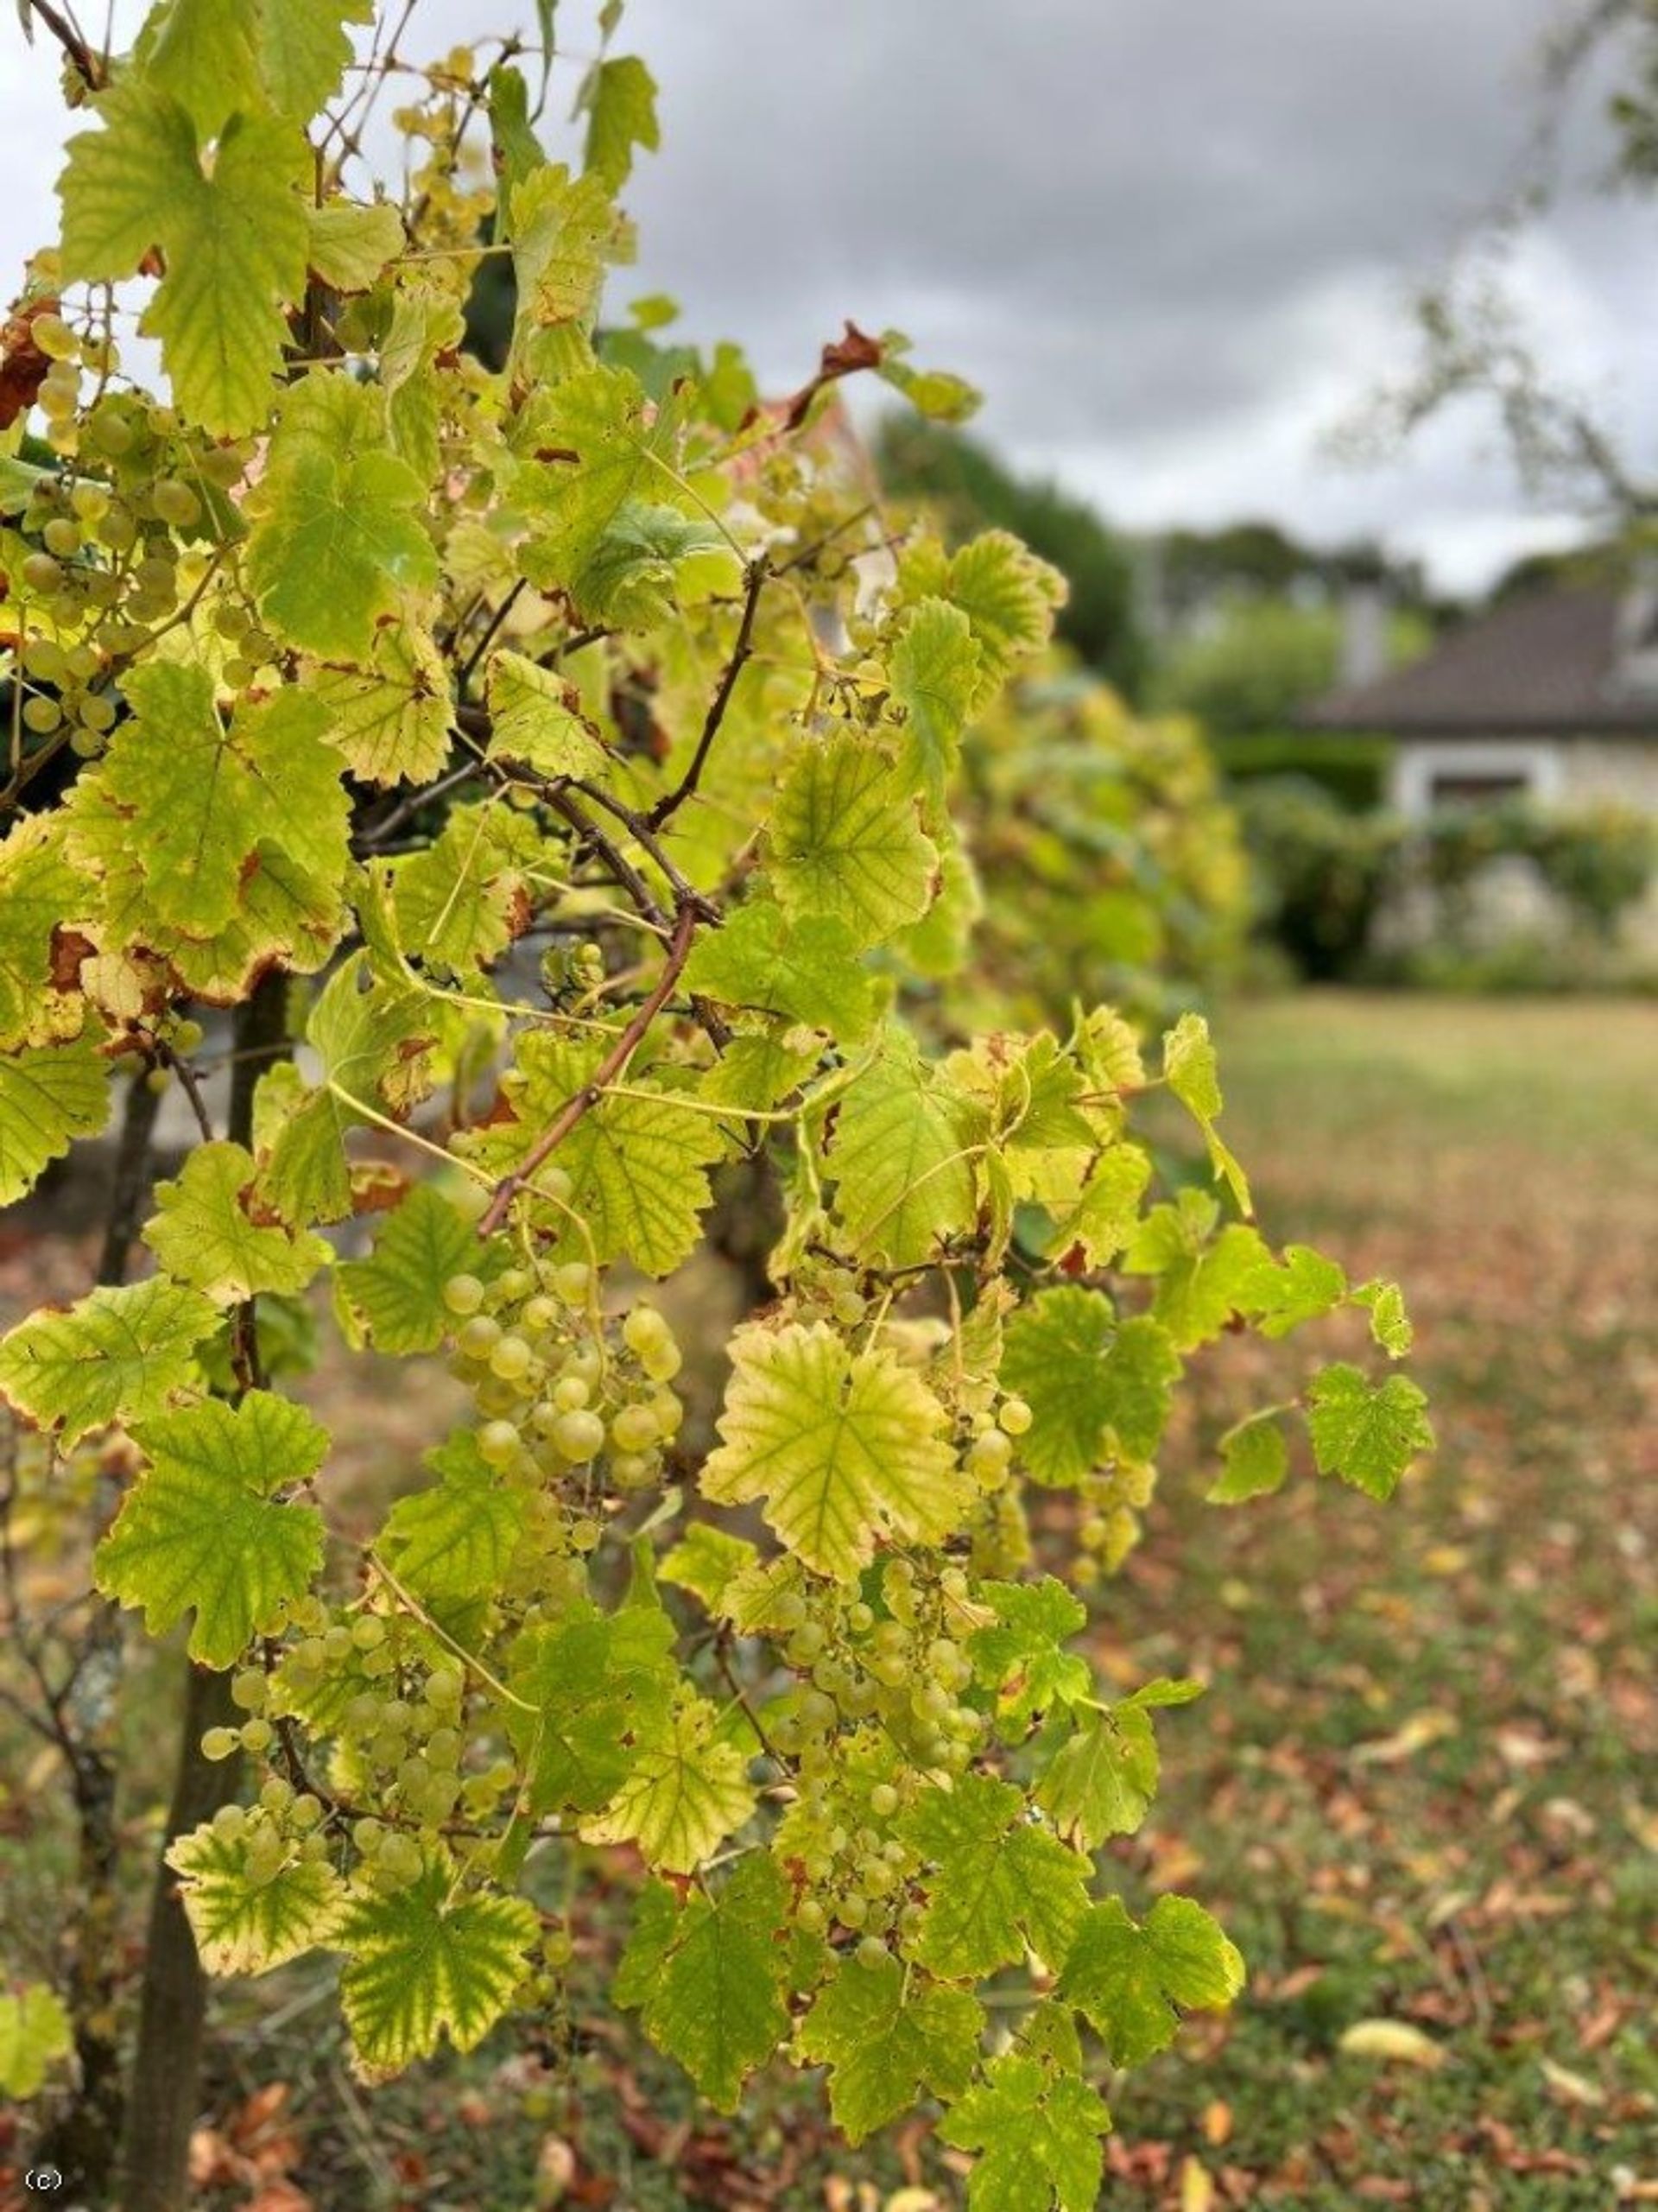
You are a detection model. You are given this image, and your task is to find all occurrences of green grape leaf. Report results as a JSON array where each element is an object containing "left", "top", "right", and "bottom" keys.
[
  {"left": 257, "top": 0, "right": 373, "bottom": 123},
  {"left": 1035, "top": 1703, "right": 1160, "bottom": 1847},
  {"left": 380, "top": 1432, "right": 529, "bottom": 1604},
  {"left": 1047, "top": 1144, "right": 1155, "bottom": 1271},
  {"left": 1161, "top": 1011, "right": 1250, "bottom": 1216},
  {"left": 685, "top": 900, "right": 875, "bottom": 1040},
  {"left": 940, "top": 529, "right": 1064, "bottom": 694},
  {"left": 168, "top": 1821, "right": 347, "bottom": 1974},
  {"left": 509, "top": 164, "right": 613, "bottom": 350},
  {"left": 138, "top": 0, "right": 262, "bottom": 137},
  {"left": 614, "top": 1854, "right": 789, "bottom": 2111},
  {"left": 0, "top": 1982, "right": 72, "bottom": 2100},
  {"left": 1000, "top": 1290, "right": 1177, "bottom": 1484},
  {"left": 60, "top": 87, "right": 311, "bottom": 436},
  {"left": 313, "top": 612, "right": 453, "bottom": 788},
  {"left": 940, "top": 2050, "right": 1113, "bottom": 2212},
  {"left": 901, "top": 1773, "right": 1091, "bottom": 1978},
  {"left": 488, "top": 64, "right": 543, "bottom": 244},
  {"left": 1123, "top": 1198, "right": 1272, "bottom": 1353},
  {"left": 511, "top": 366, "right": 694, "bottom": 618},
  {"left": 889, "top": 597, "right": 981, "bottom": 795},
  {"left": 1244, "top": 1243, "right": 1347, "bottom": 1338},
  {"left": 1058, "top": 1896, "right": 1244, "bottom": 2069},
  {"left": 338, "top": 1860, "right": 538, "bottom": 2078},
  {"left": 307, "top": 198, "right": 404, "bottom": 292},
  {"left": 0, "top": 1277, "right": 216, "bottom": 1448},
  {"left": 142, "top": 1140, "right": 332, "bottom": 1306},
  {"left": 1305, "top": 1364, "right": 1433, "bottom": 1501},
  {"left": 95, "top": 1392, "right": 327, "bottom": 1667},
  {"left": 1354, "top": 1277, "right": 1414, "bottom": 1358},
  {"left": 824, "top": 1030, "right": 980, "bottom": 1266},
  {"left": 334, "top": 1184, "right": 486, "bottom": 1355},
  {"left": 582, "top": 54, "right": 661, "bottom": 187},
  {"left": 507, "top": 1597, "right": 678, "bottom": 1815},
  {"left": 486, "top": 650, "right": 612, "bottom": 779},
  {"left": 770, "top": 738, "right": 937, "bottom": 949},
  {"left": 796, "top": 1954, "right": 983, "bottom": 2144},
  {"left": 482, "top": 1036, "right": 725, "bottom": 1276},
  {"left": 390, "top": 801, "right": 547, "bottom": 976},
  {"left": 259, "top": 955, "right": 436, "bottom": 1226},
  {"left": 704, "top": 1321, "right": 967, "bottom": 1581},
  {"left": 0, "top": 1033, "right": 111, "bottom": 1206},
  {"left": 248, "top": 373, "right": 439, "bottom": 657},
  {"left": 583, "top": 1688, "right": 756, "bottom": 1872},
  {"left": 1208, "top": 1411, "right": 1290, "bottom": 1505},
  {"left": 0, "top": 815, "right": 83, "bottom": 1049},
  {"left": 86, "top": 665, "right": 349, "bottom": 940},
  {"left": 660, "top": 1524, "right": 758, "bottom": 1611},
  {"left": 969, "top": 1578, "right": 1092, "bottom": 1727}
]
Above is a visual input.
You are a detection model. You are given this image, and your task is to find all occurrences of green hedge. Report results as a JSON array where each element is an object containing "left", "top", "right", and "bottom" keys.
[{"left": 1212, "top": 732, "right": 1390, "bottom": 813}]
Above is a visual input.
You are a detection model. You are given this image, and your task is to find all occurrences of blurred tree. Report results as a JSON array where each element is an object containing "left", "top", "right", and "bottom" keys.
[
  {"left": 1155, "top": 597, "right": 1432, "bottom": 739},
  {"left": 875, "top": 415, "right": 1150, "bottom": 699}
]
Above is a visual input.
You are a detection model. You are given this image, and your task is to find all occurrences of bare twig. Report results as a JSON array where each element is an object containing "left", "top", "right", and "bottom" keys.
[
  {"left": 646, "top": 558, "right": 767, "bottom": 830},
  {"left": 19, "top": 0, "right": 104, "bottom": 89}
]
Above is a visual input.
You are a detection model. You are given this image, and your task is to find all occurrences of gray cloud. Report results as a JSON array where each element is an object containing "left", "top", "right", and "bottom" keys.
[{"left": 3, "top": 0, "right": 1649, "bottom": 590}]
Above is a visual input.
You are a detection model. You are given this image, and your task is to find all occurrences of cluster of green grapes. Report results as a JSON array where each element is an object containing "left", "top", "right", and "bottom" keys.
[
  {"left": 202, "top": 1608, "right": 522, "bottom": 1893},
  {"left": 1073, "top": 1461, "right": 1155, "bottom": 1585},
  {"left": 763, "top": 1548, "right": 1008, "bottom": 1959},
  {"left": 440, "top": 1258, "right": 686, "bottom": 1527},
  {"left": 13, "top": 305, "right": 260, "bottom": 752}
]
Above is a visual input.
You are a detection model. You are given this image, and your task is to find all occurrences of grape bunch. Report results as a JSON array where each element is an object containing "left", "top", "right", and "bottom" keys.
[{"left": 440, "top": 1258, "right": 687, "bottom": 1537}]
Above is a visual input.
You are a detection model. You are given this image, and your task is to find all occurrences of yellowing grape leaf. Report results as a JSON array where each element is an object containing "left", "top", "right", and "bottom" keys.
[
  {"left": 60, "top": 86, "right": 311, "bottom": 435},
  {"left": 685, "top": 899, "right": 875, "bottom": 1040},
  {"left": 583, "top": 1689, "right": 756, "bottom": 1872},
  {"left": 339, "top": 1860, "right": 538, "bottom": 2078},
  {"left": 889, "top": 597, "right": 982, "bottom": 795},
  {"left": 823, "top": 1030, "right": 980, "bottom": 1266},
  {"left": 169, "top": 1820, "right": 347, "bottom": 1974},
  {"left": 143, "top": 1141, "right": 332, "bottom": 1305},
  {"left": 0, "top": 1033, "right": 110, "bottom": 1207},
  {"left": 704, "top": 1321, "right": 967, "bottom": 1581},
  {"left": 248, "top": 373, "right": 439, "bottom": 657},
  {"left": 379, "top": 1432, "right": 529, "bottom": 1604},
  {"left": 334, "top": 1184, "right": 488, "bottom": 1354},
  {"left": 581, "top": 54, "right": 660, "bottom": 188},
  {"left": 313, "top": 612, "right": 453, "bottom": 787},
  {"left": 0, "top": 1983, "right": 72, "bottom": 2100},
  {"left": 95, "top": 1392, "right": 328, "bottom": 1667},
  {"left": 486, "top": 650, "right": 611, "bottom": 779},
  {"left": 770, "top": 738, "right": 937, "bottom": 949},
  {"left": 0, "top": 1277, "right": 216, "bottom": 1448},
  {"left": 507, "top": 1597, "right": 678, "bottom": 1814}
]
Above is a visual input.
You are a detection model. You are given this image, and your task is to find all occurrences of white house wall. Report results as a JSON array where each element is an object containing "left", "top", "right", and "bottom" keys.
[{"left": 1389, "top": 738, "right": 1565, "bottom": 819}]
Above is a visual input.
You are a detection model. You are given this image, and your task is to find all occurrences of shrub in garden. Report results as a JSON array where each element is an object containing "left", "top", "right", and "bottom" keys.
[{"left": 0, "top": 7, "right": 1429, "bottom": 2206}]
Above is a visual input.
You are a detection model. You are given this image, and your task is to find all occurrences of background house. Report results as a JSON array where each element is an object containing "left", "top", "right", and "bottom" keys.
[{"left": 1305, "top": 582, "right": 1658, "bottom": 820}]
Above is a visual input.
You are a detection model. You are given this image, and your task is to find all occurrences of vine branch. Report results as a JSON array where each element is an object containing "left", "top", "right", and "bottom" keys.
[
  {"left": 477, "top": 897, "right": 700, "bottom": 1237},
  {"left": 646, "top": 557, "right": 768, "bottom": 829}
]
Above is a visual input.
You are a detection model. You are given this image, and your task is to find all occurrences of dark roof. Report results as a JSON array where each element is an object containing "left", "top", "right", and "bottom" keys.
[{"left": 1305, "top": 586, "right": 1658, "bottom": 738}]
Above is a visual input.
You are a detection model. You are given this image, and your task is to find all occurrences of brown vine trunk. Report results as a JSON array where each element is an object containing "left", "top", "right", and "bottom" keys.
[
  {"left": 29, "top": 1067, "right": 162, "bottom": 2196},
  {"left": 118, "top": 976, "right": 289, "bottom": 2212}
]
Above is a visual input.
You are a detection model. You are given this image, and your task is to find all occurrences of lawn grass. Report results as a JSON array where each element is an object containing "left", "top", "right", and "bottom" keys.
[{"left": 1098, "top": 992, "right": 1658, "bottom": 2207}]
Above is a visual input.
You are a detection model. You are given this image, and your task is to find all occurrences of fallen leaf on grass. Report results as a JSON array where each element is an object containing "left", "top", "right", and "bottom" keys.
[
  {"left": 1539, "top": 2057, "right": 1605, "bottom": 2108},
  {"left": 1350, "top": 1710, "right": 1456, "bottom": 1765},
  {"left": 1338, "top": 2019, "right": 1446, "bottom": 2069},
  {"left": 1180, "top": 2156, "right": 1215, "bottom": 2211}
]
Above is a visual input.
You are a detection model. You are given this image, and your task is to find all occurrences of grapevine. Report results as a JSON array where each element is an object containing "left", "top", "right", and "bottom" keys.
[{"left": 0, "top": 5, "right": 1431, "bottom": 2204}]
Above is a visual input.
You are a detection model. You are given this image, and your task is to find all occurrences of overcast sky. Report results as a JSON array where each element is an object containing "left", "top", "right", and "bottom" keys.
[{"left": 3, "top": 0, "right": 1653, "bottom": 593}]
